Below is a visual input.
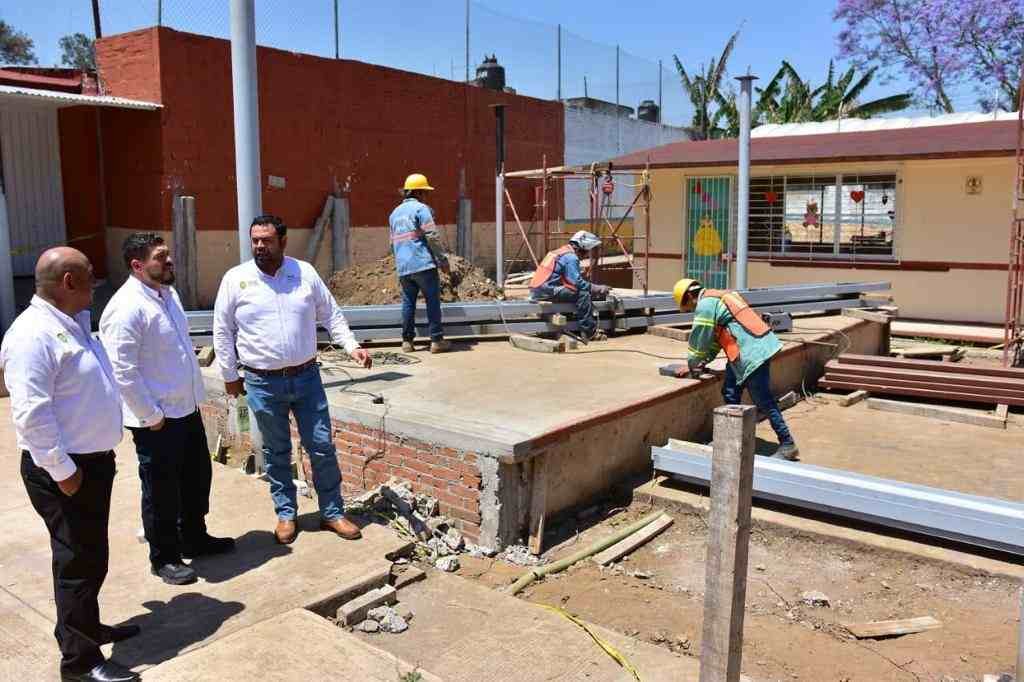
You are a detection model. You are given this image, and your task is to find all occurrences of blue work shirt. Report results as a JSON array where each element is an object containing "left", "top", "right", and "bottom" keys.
[
  {"left": 389, "top": 198, "right": 440, "bottom": 277},
  {"left": 538, "top": 248, "right": 588, "bottom": 293}
]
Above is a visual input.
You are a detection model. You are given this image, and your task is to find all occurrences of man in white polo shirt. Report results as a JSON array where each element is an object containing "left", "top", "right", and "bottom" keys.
[
  {"left": 100, "top": 233, "right": 234, "bottom": 587},
  {"left": 213, "top": 215, "right": 372, "bottom": 545},
  {"left": 1, "top": 247, "right": 140, "bottom": 682}
]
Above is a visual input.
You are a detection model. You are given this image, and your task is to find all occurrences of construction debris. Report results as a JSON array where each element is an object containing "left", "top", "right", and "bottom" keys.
[
  {"left": 844, "top": 616, "right": 942, "bottom": 639},
  {"left": 328, "top": 254, "right": 500, "bottom": 305},
  {"left": 434, "top": 556, "right": 460, "bottom": 572},
  {"left": 509, "top": 333, "right": 565, "bottom": 353},
  {"left": 591, "top": 514, "right": 674, "bottom": 566},
  {"left": 391, "top": 566, "right": 426, "bottom": 590},
  {"left": 800, "top": 591, "right": 832, "bottom": 608},
  {"left": 867, "top": 397, "right": 1008, "bottom": 430},
  {"left": 195, "top": 346, "right": 215, "bottom": 367},
  {"left": 336, "top": 585, "right": 398, "bottom": 626},
  {"left": 499, "top": 544, "right": 549, "bottom": 567}
]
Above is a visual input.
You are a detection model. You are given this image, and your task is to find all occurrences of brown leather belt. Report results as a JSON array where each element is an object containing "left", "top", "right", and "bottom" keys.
[{"left": 241, "top": 358, "right": 317, "bottom": 378}]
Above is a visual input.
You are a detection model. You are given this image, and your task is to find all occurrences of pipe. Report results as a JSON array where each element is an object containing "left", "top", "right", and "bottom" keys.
[
  {"left": 507, "top": 512, "right": 666, "bottom": 595},
  {"left": 229, "top": 0, "right": 262, "bottom": 262},
  {"left": 494, "top": 104, "right": 506, "bottom": 287},
  {"left": 734, "top": 73, "right": 757, "bottom": 290}
]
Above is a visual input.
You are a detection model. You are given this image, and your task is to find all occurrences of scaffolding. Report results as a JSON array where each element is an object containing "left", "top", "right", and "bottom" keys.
[
  {"left": 1005, "top": 82, "right": 1024, "bottom": 368},
  {"left": 500, "top": 160, "right": 653, "bottom": 295}
]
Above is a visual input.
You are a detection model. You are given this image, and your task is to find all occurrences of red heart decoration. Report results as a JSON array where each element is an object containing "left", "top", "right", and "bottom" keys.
[
  {"left": 850, "top": 190, "right": 865, "bottom": 203},
  {"left": 764, "top": 191, "right": 778, "bottom": 205}
]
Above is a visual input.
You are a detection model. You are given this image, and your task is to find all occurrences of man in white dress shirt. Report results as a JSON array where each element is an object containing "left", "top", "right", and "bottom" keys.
[
  {"left": 100, "top": 233, "right": 234, "bottom": 587},
  {"left": 1, "top": 248, "right": 140, "bottom": 682},
  {"left": 213, "top": 215, "right": 372, "bottom": 545}
]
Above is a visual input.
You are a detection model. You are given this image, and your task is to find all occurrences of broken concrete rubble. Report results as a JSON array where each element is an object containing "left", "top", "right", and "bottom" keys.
[{"left": 435, "top": 556, "right": 460, "bottom": 572}]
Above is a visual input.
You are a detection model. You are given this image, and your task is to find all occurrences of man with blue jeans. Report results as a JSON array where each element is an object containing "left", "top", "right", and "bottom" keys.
[
  {"left": 214, "top": 215, "right": 374, "bottom": 544},
  {"left": 529, "top": 230, "right": 611, "bottom": 342},
  {"left": 673, "top": 278, "right": 799, "bottom": 461},
  {"left": 390, "top": 173, "right": 450, "bottom": 354}
]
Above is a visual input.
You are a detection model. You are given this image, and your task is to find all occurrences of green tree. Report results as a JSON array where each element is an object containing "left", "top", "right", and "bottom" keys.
[
  {"left": 672, "top": 31, "right": 740, "bottom": 140},
  {"left": 59, "top": 33, "right": 95, "bottom": 71},
  {"left": 0, "top": 20, "right": 37, "bottom": 65}
]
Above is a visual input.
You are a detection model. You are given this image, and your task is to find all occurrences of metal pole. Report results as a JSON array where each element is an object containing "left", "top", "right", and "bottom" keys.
[
  {"left": 494, "top": 105, "right": 506, "bottom": 287},
  {"left": 1018, "top": 584, "right": 1024, "bottom": 682},
  {"left": 91, "top": 0, "right": 102, "bottom": 38},
  {"left": 556, "top": 24, "right": 562, "bottom": 101},
  {"left": 230, "top": 0, "right": 262, "bottom": 262},
  {"left": 157, "top": 0, "right": 162, "bottom": 26},
  {"left": 615, "top": 45, "right": 621, "bottom": 152},
  {"left": 658, "top": 59, "right": 663, "bottom": 123},
  {"left": 333, "top": 0, "right": 339, "bottom": 59},
  {"left": 735, "top": 74, "right": 757, "bottom": 290},
  {"left": 465, "top": 0, "right": 470, "bottom": 84}
]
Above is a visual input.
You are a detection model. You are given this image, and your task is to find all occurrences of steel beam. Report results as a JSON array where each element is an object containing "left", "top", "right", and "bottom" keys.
[{"left": 652, "top": 445, "right": 1024, "bottom": 556}]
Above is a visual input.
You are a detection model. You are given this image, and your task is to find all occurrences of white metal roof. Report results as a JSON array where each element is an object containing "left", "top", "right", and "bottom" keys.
[
  {"left": 0, "top": 85, "right": 161, "bottom": 110},
  {"left": 751, "top": 111, "right": 1018, "bottom": 138}
]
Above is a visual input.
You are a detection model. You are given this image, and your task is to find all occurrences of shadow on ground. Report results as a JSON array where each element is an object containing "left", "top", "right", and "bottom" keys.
[{"left": 189, "top": 530, "right": 291, "bottom": 584}]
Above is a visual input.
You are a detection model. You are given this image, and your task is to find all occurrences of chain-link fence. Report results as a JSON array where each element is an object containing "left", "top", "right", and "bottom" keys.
[{"left": 94, "top": 0, "right": 693, "bottom": 127}]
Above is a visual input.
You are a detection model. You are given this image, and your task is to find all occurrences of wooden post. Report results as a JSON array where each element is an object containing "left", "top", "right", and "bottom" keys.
[
  {"left": 457, "top": 197, "right": 472, "bottom": 261},
  {"left": 1017, "top": 584, "right": 1023, "bottom": 682},
  {"left": 172, "top": 195, "right": 199, "bottom": 310},
  {"left": 699, "top": 404, "right": 757, "bottom": 682},
  {"left": 331, "top": 196, "right": 350, "bottom": 273}
]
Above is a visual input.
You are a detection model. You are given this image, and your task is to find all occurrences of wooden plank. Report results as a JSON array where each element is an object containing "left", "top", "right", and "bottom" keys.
[
  {"left": 838, "top": 389, "right": 869, "bottom": 407},
  {"left": 827, "top": 360, "right": 1024, "bottom": 391},
  {"left": 825, "top": 371, "right": 1024, "bottom": 400},
  {"left": 699, "top": 404, "right": 757, "bottom": 682},
  {"left": 820, "top": 379, "right": 1024, "bottom": 407},
  {"left": 842, "top": 307, "right": 893, "bottom": 324},
  {"left": 867, "top": 398, "right": 1008, "bottom": 430},
  {"left": 837, "top": 353, "right": 1024, "bottom": 380},
  {"left": 996, "top": 404, "right": 1010, "bottom": 420},
  {"left": 527, "top": 456, "right": 548, "bottom": 556},
  {"left": 1017, "top": 585, "right": 1023, "bottom": 681},
  {"left": 896, "top": 345, "right": 959, "bottom": 358},
  {"left": 305, "top": 195, "right": 334, "bottom": 265},
  {"left": 891, "top": 320, "right": 1004, "bottom": 345},
  {"left": 592, "top": 514, "right": 674, "bottom": 565},
  {"left": 331, "top": 196, "right": 350, "bottom": 272},
  {"left": 845, "top": 616, "right": 942, "bottom": 639},
  {"left": 647, "top": 325, "right": 692, "bottom": 342}
]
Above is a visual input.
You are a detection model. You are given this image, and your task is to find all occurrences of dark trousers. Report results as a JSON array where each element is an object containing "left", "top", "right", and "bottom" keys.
[
  {"left": 722, "top": 360, "right": 794, "bottom": 445},
  {"left": 400, "top": 268, "right": 444, "bottom": 341},
  {"left": 128, "top": 411, "right": 212, "bottom": 567},
  {"left": 21, "top": 450, "right": 115, "bottom": 675},
  {"left": 530, "top": 283, "right": 604, "bottom": 336}
]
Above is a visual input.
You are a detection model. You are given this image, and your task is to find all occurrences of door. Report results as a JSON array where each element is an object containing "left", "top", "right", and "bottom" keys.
[
  {"left": 684, "top": 176, "right": 731, "bottom": 289},
  {"left": 0, "top": 107, "right": 67, "bottom": 276}
]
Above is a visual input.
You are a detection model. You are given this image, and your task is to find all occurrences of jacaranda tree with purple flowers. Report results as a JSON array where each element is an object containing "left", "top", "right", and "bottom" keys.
[{"left": 835, "top": 0, "right": 1024, "bottom": 113}]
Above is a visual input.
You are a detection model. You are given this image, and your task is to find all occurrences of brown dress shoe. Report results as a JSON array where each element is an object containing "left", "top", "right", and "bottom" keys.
[
  {"left": 319, "top": 516, "right": 362, "bottom": 540},
  {"left": 275, "top": 519, "right": 297, "bottom": 545}
]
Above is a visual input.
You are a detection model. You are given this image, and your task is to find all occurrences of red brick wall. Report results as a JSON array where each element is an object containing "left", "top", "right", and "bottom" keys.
[
  {"left": 95, "top": 27, "right": 564, "bottom": 236},
  {"left": 57, "top": 106, "right": 107, "bottom": 276}
]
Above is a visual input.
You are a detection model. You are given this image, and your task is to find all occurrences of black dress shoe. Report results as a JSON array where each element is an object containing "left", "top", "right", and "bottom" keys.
[
  {"left": 97, "top": 622, "right": 141, "bottom": 644},
  {"left": 61, "top": 660, "right": 140, "bottom": 681},
  {"left": 151, "top": 562, "right": 198, "bottom": 585},
  {"left": 180, "top": 534, "right": 236, "bottom": 559}
]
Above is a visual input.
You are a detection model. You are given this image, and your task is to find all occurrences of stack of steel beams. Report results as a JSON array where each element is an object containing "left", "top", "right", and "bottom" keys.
[
  {"left": 186, "top": 281, "right": 891, "bottom": 344},
  {"left": 820, "top": 354, "right": 1024, "bottom": 407}
]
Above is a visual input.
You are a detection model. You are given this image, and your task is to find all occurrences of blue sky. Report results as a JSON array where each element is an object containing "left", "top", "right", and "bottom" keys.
[{"left": 4, "top": 0, "right": 978, "bottom": 124}]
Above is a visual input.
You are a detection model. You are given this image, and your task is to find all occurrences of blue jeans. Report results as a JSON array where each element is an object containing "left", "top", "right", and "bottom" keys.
[
  {"left": 531, "top": 283, "right": 596, "bottom": 336},
  {"left": 243, "top": 364, "right": 343, "bottom": 521},
  {"left": 400, "top": 268, "right": 443, "bottom": 342},
  {"left": 722, "top": 360, "right": 794, "bottom": 445}
]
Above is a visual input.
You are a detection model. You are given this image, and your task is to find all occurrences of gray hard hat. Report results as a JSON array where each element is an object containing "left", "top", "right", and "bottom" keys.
[{"left": 569, "top": 230, "right": 601, "bottom": 251}]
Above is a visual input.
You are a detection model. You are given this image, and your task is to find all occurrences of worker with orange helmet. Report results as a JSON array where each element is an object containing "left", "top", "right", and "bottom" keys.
[
  {"left": 389, "top": 173, "right": 450, "bottom": 354},
  {"left": 674, "top": 278, "right": 799, "bottom": 460}
]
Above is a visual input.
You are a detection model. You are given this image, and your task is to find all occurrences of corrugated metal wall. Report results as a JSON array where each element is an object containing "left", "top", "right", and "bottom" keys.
[{"left": 0, "top": 107, "right": 67, "bottom": 276}]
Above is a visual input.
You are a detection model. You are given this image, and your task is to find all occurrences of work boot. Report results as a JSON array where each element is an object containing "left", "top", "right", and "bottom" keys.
[
  {"left": 275, "top": 519, "right": 298, "bottom": 545},
  {"left": 430, "top": 339, "right": 451, "bottom": 354},
  {"left": 319, "top": 516, "right": 362, "bottom": 540},
  {"left": 401, "top": 341, "right": 415, "bottom": 353},
  {"left": 181, "top": 534, "right": 236, "bottom": 560},
  {"left": 151, "top": 562, "right": 197, "bottom": 585},
  {"left": 583, "top": 329, "right": 607, "bottom": 342},
  {"left": 773, "top": 442, "right": 800, "bottom": 461}
]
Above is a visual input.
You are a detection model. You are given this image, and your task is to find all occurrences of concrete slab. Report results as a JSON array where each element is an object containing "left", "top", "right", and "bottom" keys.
[
  {"left": 0, "top": 398, "right": 410, "bottom": 675},
  {"left": 144, "top": 608, "right": 442, "bottom": 682},
  {"left": 360, "top": 570, "right": 702, "bottom": 682}
]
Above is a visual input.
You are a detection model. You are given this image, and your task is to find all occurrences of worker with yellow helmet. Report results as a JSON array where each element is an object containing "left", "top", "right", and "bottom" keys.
[
  {"left": 389, "top": 173, "right": 450, "bottom": 353},
  {"left": 674, "top": 278, "right": 799, "bottom": 460}
]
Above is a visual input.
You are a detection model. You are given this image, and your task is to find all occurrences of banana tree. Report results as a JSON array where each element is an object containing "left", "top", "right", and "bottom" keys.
[{"left": 673, "top": 31, "right": 740, "bottom": 140}]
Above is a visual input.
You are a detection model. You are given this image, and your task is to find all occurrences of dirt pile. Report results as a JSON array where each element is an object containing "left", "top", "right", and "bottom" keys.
[{"left": 328, "top": 254, "right": 500, "bottom": 305}]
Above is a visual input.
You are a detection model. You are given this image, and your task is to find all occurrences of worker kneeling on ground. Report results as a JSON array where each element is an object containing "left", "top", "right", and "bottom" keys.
[
  {"left": 389, "top": 173, "right": 451, "bottom": 354},
  {"left": 529, "top": 230, "right": 611, "bottom": 342},
  {"left": 674, "top": 278, "right": 799, "bottom": 461}
]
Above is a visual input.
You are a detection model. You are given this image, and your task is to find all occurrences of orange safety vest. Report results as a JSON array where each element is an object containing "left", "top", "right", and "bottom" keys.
[
  {"left": 529, "top": 245, "right": 578, "bottom": 292},
  {"left": 704, "top": 289, "right": 771, "bottom": 363}
]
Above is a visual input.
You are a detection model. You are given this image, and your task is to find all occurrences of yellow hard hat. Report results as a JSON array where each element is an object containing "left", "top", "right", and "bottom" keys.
[
  {"left": 403, "top": 173, "right": 434, "bottom": 191},
  {"left": 673, "top": 278, "right": 703, "bottom": 308}
]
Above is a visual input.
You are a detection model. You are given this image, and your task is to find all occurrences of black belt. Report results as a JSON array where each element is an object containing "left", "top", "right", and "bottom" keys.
[{"left": 241, "top": 358, "right": 317, "bottom": 378}]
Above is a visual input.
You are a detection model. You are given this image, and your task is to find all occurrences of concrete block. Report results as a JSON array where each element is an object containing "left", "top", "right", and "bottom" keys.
[
  {"left": 509, "top": 334, "right": 564, "bottom": 353},
  {"left": 838, "top": 390, "right": 869, "bottom": 407},
  {"left": 391, "top": 566, "right": 426, "bottom": 590},
  {"left": 196, "top": 346, "right": 216, "bottom": 367},
  {"left": 647, "top": 325, "right": 691, "bottom": 342},
  {"left": 867, "top": 398, "right": 1007, "bottom": 430},
  {"left": 336, "top": 585, "right": 398, "bottom": 626}
]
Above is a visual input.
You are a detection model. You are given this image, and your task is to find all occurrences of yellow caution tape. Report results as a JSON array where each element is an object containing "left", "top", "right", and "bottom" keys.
[
  {"left": 9, "top": 231, "right": 105, "bottom": 257},
  {"left": 537, "top": 603, "right": 642, "bottom": 681}
]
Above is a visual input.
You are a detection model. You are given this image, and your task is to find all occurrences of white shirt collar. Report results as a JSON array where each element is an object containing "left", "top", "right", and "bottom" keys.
[
  {"left": 128, "top": 273, "right": 167, "bottom": 301},
  {"left": 250, "top": 257, "right": 296, "bottom": 281},
  {"left": 30, "top": 295, "right": 90, "bottom": 336}
]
